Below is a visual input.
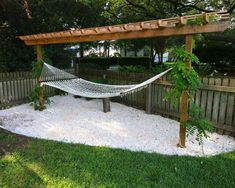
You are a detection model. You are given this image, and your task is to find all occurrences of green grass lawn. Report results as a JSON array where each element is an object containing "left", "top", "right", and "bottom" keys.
[{"left": 0, "top": 130, "right": 235, "bottom": 188}]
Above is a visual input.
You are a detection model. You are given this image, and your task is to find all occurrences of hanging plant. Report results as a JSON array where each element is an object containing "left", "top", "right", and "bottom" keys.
[{"left": 165, "top": 47, "right": 214, "bottom": 145}]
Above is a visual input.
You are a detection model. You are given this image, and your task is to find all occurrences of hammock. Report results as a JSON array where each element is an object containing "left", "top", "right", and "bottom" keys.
[{"left": 40, "top": 62, "right": 172, "bottom": 98}]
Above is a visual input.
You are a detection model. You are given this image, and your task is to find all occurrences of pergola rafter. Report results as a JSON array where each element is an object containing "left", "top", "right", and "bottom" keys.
[
  {"left": 18, "top": 11, "right": 230, "bottom": 148},
  {"left": 18, "top": 11, "right": 230, "bottom": 45}
]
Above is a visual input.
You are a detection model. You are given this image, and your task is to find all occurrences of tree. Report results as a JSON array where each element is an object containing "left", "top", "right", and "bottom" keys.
[
  {"left": 23, "top": 0, "right": 32, "bottom": 19},
  {"left": 0, "top": 0, "right": 107, "bottom": 71},
  {"left": 102, "top": 0, "right": 234, "bottom": 66}
]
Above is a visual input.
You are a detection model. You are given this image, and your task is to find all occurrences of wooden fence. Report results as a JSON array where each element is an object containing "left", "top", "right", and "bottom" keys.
[
  {"left": 0, "top": 69, "right": 75, "bottom": 109},
  {"left": 78, "top": 68, "right": 235, "bottom": 136},
  {"left": 0, "top": 68, "right": 235, "bottom": 136}
]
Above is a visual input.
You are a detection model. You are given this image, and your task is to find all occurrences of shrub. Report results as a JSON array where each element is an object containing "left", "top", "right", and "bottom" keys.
[
  {"left": 118, "top": 65, "right": 146, "bottom": 73},
  {"left": 77, "top": 57, "right": 151, "bottom": 70}
]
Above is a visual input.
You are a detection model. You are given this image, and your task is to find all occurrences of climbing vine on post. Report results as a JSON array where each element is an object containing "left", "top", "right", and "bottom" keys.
[
  {"left": 31, "top": 60, "right": 51, "bottom": 110},
  {"left": 165, "top": 43, "right": 214, "bottom": 147}
]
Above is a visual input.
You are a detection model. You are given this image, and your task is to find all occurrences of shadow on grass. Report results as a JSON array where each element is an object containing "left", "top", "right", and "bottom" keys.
[
  {"left": 0, "top": 137, "right": 234, "bottom": 187},
  {"left": 0, "top": 153, "right": 45, "bottom": 187}
]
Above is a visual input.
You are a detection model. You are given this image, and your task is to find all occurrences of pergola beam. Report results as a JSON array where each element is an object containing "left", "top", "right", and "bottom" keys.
[
  {"left": 21, "top": 22, "right": 229, "bottom": 45},
  {"left": 18, "top": 12, "right": 230, "bottom": 46}
]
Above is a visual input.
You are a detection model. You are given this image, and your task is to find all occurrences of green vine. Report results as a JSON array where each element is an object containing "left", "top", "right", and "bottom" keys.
[
  {"left": 32, "top": 60, "right": 42, "bottom": 78},
  {"left": 165, "top": 47, "right": 214, "bottom": 145},
  {"left": 30, "top": 60, "right": 51, "bottom": 110},
  {"left": 186, "top": 14, "right": 217, "bottom": 26}
]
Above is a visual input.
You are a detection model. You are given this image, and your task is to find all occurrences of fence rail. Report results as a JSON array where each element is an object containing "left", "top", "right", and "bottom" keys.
[
  {"left": 0, "top": 69, "right": 75, "bottom": 108},
  {"left": 0, "top": 68, "right": 235, "bottom": 136},
  {"left": 78, "top": 68, "right": 235, "bottom": 136}
]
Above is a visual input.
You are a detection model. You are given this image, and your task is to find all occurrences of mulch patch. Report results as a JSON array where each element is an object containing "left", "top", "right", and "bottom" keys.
[{"left": 0, "top": 128, "right": 31, "bottom": 157}]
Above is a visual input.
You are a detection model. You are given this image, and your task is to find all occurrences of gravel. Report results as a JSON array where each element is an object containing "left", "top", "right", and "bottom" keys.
[{"left": 0, "top": 95, "right": 234, "bottom": 156}]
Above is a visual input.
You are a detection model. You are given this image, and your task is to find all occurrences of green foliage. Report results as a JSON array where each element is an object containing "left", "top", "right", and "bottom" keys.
[
  {"left": 187, "top": 103, "right": 214, "bottom": 145},
  {"left": 32, "top": 60, "right": 42, "bottom": 78},
  {"left": 30, "top": 84, "right": 51, "bottom": 111},
  {"left": 166, "top": 47, "right": 201, "bottom": 105},
  {"left": 79, "top": 57, "right": 112, "bottom": 70},
  {"left": 151, "top": 64, "right": 169, "bottom": 74},
  {"left": 195, "top": 40, "right": 235, "bottom": 68},
  {"left": 31, "top": 60, "right": 51, "bottom": 110},
  {"left": 186, "top": 14, "right": 217, "bottom": 26},
  {"left": 193, "top": 63, "right": 213, "bottom": 76},
  {"left": 208, "top": 14, "right": 218, "bottom": 23},
  {"left": 92, "top": 79, "right": 108, "bottom": 84},
  {"left": 186, "top": 16, "right": 205, "bottom": 26},
  {"left": 79, "top": 57, "right": 151, "bottom": 70},
  {"left": 118, "top": 65, "right": 146, "bottom": 73},
  {"left": 0, "top": 0, "right": 106, "bottom": 72},
  {"left": 165, "top": 47, "right": 214, "bottom": 144},
  {"left": 0, "top": 130, "right": 235, "bottom": 187},
  {"left": 117, "top": 63, "right": 169, "bottom": 74},
  {"left": 30, "top": 84, "right": 49, "bottom": 111},
  {"left": 55, "top": 89, "right": 68, "bottom": 96},
  {"left": 117, "top": 57, "right": 151, "bottom": 67}
]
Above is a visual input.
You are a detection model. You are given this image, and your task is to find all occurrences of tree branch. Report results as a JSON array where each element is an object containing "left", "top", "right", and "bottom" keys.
[
  {"left": 227, "top": 2, "right": 235, "bottom": 13},
  {"left": 125, "top": 0, "right": 160, "bottom": 19},
  {"left": 167, "top": 0, "right": 235, "bottom": 14},
  {"left": 23, "top": 0, "right": 32, "bottom": 19}
]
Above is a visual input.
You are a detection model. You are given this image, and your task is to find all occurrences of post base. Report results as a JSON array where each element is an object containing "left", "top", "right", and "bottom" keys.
[
  {"left": 177, "top": 143, "right": 186, "bottom": 148},
  {"left": 102, "top": 98, "right": 110, "bottom": 113}
]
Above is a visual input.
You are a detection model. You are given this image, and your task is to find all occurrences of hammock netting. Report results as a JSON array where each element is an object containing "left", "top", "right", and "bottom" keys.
[{"left": 40, "top": 62, "right": 171, "bottom": 98}]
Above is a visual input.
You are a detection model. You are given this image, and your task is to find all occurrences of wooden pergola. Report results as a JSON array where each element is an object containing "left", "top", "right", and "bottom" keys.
[{"left": 18, "top": 11, "right": 230, "bottom": 147}]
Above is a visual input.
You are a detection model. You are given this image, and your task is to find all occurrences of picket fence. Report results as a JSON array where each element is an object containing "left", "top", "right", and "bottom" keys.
[{"left": 0, "top": 68, "right": 235, "bottom": 136}]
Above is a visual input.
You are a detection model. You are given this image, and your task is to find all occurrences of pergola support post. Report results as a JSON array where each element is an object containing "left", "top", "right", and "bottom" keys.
[
  {"left": 177, "top": 35, "right": 193, "bottom": 148},
  {"left": 36, "top": 45, "right": 44, "bottom": 111}
]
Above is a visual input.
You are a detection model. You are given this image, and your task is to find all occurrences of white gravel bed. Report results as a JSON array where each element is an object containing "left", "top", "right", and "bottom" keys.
[{"left": 0, "top": 95, "right": 234, "bottom": 156}]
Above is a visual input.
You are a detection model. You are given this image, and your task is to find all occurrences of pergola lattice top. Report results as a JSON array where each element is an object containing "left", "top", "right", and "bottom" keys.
[{"left": 18, "top": 12, "right": 230, "bottom": 45}]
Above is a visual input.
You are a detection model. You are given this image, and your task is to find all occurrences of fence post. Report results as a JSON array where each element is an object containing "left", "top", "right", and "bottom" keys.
[{"left": 146, "top": 83, "right": 152, "bottom": 114}]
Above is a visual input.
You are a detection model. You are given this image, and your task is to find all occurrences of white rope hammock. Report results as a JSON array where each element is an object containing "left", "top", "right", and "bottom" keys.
[{"left": 40, "top": 62, "right": 172, "bottom": 98}]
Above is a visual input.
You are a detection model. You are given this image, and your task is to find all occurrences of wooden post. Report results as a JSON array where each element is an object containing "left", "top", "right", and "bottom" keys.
[
  {"left": 36, "top": 45, "right": 44, "bottom": 111},
  {"left": 146, "top": 84, "right": 152, "bottom": 114},
  {"left": 177, "top": 35, "right": 193, "bottom": 148},
  {"left": 103, "top": 98, "right": 110, "bottom": 113}
]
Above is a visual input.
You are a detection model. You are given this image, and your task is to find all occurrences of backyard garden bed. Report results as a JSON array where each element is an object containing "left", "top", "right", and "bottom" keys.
[{"left": 0, "top": 95, "right": 234, "bottom": 156}]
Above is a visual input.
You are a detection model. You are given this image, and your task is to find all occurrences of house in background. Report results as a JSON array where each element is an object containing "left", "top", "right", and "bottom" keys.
[{"left": 66, "top": 41, "right": 169, "bottom": 65}]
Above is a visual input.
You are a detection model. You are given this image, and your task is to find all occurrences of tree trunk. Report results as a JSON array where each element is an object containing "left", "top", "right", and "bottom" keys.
[
  {"left": 157, "top": 53, "right": 161, "bottom": 63},
  {"left": 79, "top": 43, "right": 84, "bottom": 58},
  {"left": 134, "top": 50, "right": 137, "bottom": 57},
  {"left": 160, "top": 51, "right": 163, "bottom": 63},
  {"left": 107, "top": 43, "right": 110, "bottom": 57},
  {"left": 150, "top": 41, "right": 155, "bottom": 65}
]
